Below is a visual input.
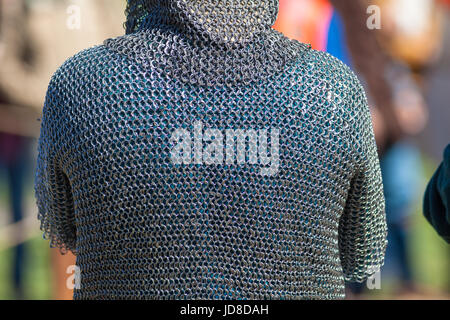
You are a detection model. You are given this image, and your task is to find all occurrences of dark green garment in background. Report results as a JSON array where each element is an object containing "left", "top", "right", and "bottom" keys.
[{"left": 424, "top": 144, "right": 450, "bottom": 243}]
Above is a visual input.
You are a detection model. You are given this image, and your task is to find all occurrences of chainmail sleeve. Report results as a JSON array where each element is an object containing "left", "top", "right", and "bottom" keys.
[
  {"left": 338, "top": 76, "right": 387, "bottom": 282},
  {"left": 35, "top": 71, "right": 77, "bottom": 255}
]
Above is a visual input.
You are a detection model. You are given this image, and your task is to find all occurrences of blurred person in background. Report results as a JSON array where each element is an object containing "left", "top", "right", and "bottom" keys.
[
  {"left": 0, "top": 0, "right": 40, "bottom": 300},
  {"left": 376, "top": 0, "right": 450, "bottom": 296},
  {"left": 0, "top": 0, "right": 124, "bottom": 299},
  {"left": 333, "top": 0, "right": 442, "bottom": 297},
  {"left": 419, "top": 0, "right": 450, "bottom": 294}
]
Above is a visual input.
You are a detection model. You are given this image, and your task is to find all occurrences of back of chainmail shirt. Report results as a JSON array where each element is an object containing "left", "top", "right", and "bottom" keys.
[{"left": 35, "top": 0, "right": 387, "bottom": 299}]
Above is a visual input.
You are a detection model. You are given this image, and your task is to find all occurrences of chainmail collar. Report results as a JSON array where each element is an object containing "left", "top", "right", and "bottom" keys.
[
  {"left": 124, "top": 0, "right": 280, "bottom": 44},
  {"left": 104, "top": 0, "right": 311, "bottom": 86}
]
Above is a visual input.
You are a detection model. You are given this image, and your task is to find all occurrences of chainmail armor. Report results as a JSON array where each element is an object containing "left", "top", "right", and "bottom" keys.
[{"left": 35, "top": 0, "right": 387, "bottom": 299}]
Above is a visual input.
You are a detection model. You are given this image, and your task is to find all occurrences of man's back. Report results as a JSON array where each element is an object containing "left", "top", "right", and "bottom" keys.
[{"left": 35, "top": 0, "right": 387, "bottom": 299}]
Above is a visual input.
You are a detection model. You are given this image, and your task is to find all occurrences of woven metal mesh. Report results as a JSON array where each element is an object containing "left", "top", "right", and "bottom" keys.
[
  {"left": 35, "top": 0, "right": 387, "bottom": 299},
  {"left": 124, "top": 0, "right": 279, "bottom": 43}
]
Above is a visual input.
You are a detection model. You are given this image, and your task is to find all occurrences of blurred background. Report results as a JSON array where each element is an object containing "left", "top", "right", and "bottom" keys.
[{"left": 0, "top": 0, "right": 448, "bottom": 300}]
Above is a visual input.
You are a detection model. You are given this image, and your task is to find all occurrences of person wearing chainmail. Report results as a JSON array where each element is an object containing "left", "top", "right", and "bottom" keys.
[{"left": 35, "top": 0, "right": 387, "bottom": 299}]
